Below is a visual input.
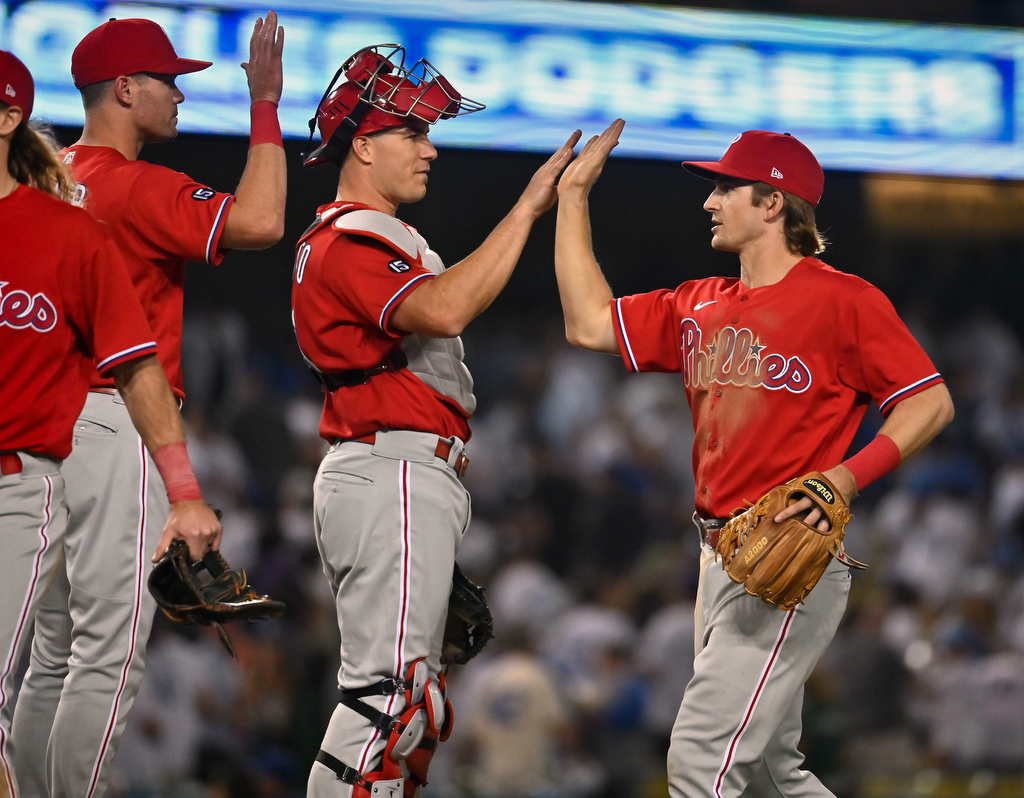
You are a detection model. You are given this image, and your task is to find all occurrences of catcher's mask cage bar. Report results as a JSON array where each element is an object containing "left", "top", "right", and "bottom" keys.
[{"left": 302, "top": 43, "right": 485, "bottom": 167}]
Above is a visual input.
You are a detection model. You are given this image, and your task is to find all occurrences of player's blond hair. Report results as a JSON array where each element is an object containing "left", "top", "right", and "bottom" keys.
[
  {"left": 1, "top": 102, "right": 75, "bottom": 200},
  {"left": 751, "top": 182, "right": 828, "bottom": 257}
]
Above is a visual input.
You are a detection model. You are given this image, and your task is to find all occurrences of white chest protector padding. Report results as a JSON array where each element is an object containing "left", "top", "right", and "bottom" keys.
[{"left": 334, "top": 210, "right": 477, "bottom": 416}]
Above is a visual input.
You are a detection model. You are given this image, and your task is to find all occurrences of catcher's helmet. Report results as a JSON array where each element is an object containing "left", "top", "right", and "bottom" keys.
[{"left": 303, "top": 44, "right": 484, "bottom": 167}]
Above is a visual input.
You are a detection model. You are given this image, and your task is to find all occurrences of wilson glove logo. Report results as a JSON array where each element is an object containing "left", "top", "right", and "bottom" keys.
[
  {"left": 802, "top": 479, "right": 834, "bottom": 504},
  {"left": 388, "top": 259, "right": 411, "bottom": 273},
  {"left": 0, "top": 280, "right": 57, "bottom": 332}
]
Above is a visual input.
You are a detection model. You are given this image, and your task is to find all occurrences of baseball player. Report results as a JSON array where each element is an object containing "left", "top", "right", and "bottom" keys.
[
  {"left": 290, "top": 45, "right": 579, "bottom": 796},
  {"left": 9, "top": 15, "right": 285, "bottom": 798},
  {"left": 0, "top": 50, "right": 219, "bottom": 798},
  {"left": 551, "top": 120, "right": 954, "bottom": 798}
]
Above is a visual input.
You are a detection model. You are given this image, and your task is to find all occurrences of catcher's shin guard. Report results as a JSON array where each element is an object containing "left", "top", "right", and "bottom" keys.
[{"left": 317, "top": 658, "right": 454, "bottom": 798}]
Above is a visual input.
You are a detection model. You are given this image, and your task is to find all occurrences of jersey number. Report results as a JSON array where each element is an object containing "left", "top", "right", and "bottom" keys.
[{"left": 294, "top": 242, "right": 311, "bottom": 284}]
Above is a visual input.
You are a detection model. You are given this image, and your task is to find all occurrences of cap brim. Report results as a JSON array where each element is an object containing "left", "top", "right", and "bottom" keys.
[
  {"left": 682, "top": 160, "right": 761, "bottom": 184},
  {"left": 146, "top": 57, "right": 212, "bottom": 76}
]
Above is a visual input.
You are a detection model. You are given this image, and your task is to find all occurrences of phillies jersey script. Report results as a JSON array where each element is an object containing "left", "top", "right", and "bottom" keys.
[
  {"left": 0, "top": 184, "right": 157, "bottom": 458},
  {"left": 62, "top": 145, "right": 233, "bottom": 397},
  {"left": 612, "top": 257, "right": 942, "bottom": 517},
  {"left": 291, "top": 202, "right": 475, "bottom": 442}
]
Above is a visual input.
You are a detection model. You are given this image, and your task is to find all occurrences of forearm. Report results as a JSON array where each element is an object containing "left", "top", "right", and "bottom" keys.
[
  {"left": 112, "top": 356, "right": 186, "bottom": 452},
  {"left": 876, "top": 383, "right": 954, "bottom": 461},
  {"left": 390, "top": 204, "right": 537, "bottom": 337},
  {"left": 554, "top": 189, "right": 616, "bottom": 353},
  {"left": 826, "top": 383, "right": 955, "bottom": 501},
  {"left": 220, "top": 137, "right": 286, "bottom": 249}
]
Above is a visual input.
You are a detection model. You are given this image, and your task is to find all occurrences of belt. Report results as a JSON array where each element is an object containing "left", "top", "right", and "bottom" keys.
[
  {"left": 343, "top": 433, "right": 469, "bottom": 477},
  {"left": 693, "top": 513, "right": 727, "bottom": 548},
  {"left": 0, "top": 452, "right": 23, "bottom": 476},
  {"left": 89, "top": 388, "right": 117, "bottom": 395}
]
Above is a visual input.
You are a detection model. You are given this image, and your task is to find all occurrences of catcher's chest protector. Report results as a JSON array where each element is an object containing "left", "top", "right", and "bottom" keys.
[
  {"left": 308, "top": 206, "right": 477, "bottom": 415},
  {"left": 315, "top": 658, "right": 453, "bottom": 798}
]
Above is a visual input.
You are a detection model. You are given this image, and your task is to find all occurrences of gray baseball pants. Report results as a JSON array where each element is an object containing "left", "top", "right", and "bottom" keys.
[
  {"left": 668, "top": 543, "right": 850, "bottom": 798},
  {"left": 0, "top": 454, "right": 66, "bottom": 798},
  {"left": 308, "top": 431, "right": 470, "bottom": 798},
  {"left": 11, "top": 392, "right": 168, "bottom": 798}
]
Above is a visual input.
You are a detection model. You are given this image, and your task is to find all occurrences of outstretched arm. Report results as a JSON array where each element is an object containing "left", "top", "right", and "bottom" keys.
[
  {"left": 553, "top": 119, "right": 625, "bottom": 354},
  {"left": 389, "top": 130, "right": 582, "bottom": 338},
  {"left": 220, "top": 10, "right": 287, "bottom": 249},
  {"left": 111, "top": 356, "right": 222, "bottom": 560}
]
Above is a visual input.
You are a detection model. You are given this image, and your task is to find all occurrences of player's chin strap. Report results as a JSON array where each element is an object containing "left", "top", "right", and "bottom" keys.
[{"left": 316, "top": 658, "right": 454, "bottom": 798}]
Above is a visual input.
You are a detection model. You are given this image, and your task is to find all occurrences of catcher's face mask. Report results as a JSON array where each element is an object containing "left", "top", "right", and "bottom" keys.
[{"left": 302, "top": 44, "right": 484, "bottom": 167}]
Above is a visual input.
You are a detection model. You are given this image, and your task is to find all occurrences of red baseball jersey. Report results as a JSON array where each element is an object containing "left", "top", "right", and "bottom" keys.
[
  {"left": 291, "top": 201, "right": 472, "bottom": 442},
  {"left": 612, "top": 257, "right": 942, "bottom": 518},
  {"left": 62, "top": 145, "right": 234, "bottom": 398},
  {"left": 0, "top": 184, "right": 158, "bottom": 459}
]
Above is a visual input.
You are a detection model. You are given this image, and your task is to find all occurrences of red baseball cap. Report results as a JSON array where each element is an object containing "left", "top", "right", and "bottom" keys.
[
  {"left": 683, "top": 130, "right": 824, "bottom": 207},
  {"left": 71, "top": 18, "right": 211, "bottom": 89},
  {"left": 0, "top": 50, "right": 34, "bottom": 119}
]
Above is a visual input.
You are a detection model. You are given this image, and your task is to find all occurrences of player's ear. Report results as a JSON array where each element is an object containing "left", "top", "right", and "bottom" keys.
[
  {"left": 349, "top": 135, "right": 374, "bottom": 166},
  {"left": 112, "top": 76, "right": 135, "bottom": 107},
  {"left": 762, "top": 190, "right": 786, "bottom": 222}
]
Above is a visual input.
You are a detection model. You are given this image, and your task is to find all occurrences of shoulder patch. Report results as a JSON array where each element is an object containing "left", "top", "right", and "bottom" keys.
[
  {"left": 192, "top": 188, "right": 215, "bottom": 201},
  {"left": 388, "top": 259, "right": 411, "bottom": 273}
]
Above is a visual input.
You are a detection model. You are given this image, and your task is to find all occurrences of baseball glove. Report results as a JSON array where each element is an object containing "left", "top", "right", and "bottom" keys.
[
  {"left": 715, "top": 472, "right": 867, "bottom": 611},
  {"left": 148, "top": 539, "right": 286, "bottom": 658},
  {"left": 440, "top": 563, "right": 494, "bottom": 666}
]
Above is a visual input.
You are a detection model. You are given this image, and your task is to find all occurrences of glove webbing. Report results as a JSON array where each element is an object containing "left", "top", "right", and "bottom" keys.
[
  {"left": 314, "top": 750, "right": 370, "bottom": 789},
  {"left": 340, "top": 677, "right": 409, "bottom": 733}
]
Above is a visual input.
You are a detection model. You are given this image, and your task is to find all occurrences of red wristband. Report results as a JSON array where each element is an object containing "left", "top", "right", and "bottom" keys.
[
  {"left": 250, "top": 100, "right": 282, "bottom": 149},
  {"left": 151, "top": 442, "right": 202, "bottom": 504},
  {"left": 842, "top": 434, "right": 901, "bottom": 491}
]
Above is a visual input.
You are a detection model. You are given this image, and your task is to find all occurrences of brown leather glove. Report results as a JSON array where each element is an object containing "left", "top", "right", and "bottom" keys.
[{"left": 715, "top": 472, "right": 867, "bottom": 611}]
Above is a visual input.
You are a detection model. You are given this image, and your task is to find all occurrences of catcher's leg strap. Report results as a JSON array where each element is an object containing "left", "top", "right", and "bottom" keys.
[
  {"left": 336, "top": 659, "right": 453, "bottom": 793},
  {"left": 314, "top": 751, "right": 404, "bottom": 798},
  {"left": 339, "top": 659, "right": 449, "bottom": 738}
]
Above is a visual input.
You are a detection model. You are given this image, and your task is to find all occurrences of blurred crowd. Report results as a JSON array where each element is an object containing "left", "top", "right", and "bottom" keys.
[{"left": 102, "top": 300, "right": 1024, "bottom": 798}]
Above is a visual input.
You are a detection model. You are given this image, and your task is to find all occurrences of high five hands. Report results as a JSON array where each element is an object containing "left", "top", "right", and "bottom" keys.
[
  {"left": 557, "top": 118, "right": 626, "bottom": 198},
  {"left": 518, "top": 118, "right": 625, "bottom": 214},
  {"left": 515, "top": 129, "right": 584, "bottom": 219}
]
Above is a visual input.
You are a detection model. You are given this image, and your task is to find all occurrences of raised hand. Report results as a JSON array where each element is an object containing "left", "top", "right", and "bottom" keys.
[
  {"left": 242, "top": 10, "right": 285, "bottom": 105},
  {"left": 514, "top": 129, "right": 583, "bottom": 220},
  {"left": 558, "top": 118, "right": 625, "bottom": 198}
]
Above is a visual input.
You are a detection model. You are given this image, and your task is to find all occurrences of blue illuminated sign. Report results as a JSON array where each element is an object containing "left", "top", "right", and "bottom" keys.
[{"left": 4, "top": 0, "right": 1024, "bottom": 178}]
